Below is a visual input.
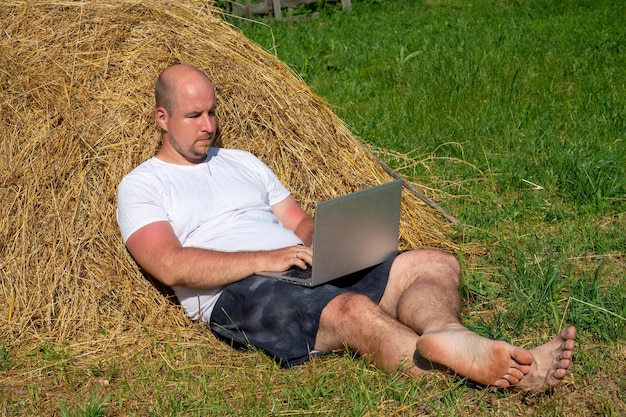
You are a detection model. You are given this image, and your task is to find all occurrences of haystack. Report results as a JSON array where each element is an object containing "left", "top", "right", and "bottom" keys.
[{"left": 0, "top": 0, "right": 457, "bottom": 365}]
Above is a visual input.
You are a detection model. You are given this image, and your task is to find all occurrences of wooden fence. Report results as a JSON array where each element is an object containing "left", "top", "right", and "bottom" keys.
[{"left": 232, "top": 0, "right": 352, "bottom": 20}]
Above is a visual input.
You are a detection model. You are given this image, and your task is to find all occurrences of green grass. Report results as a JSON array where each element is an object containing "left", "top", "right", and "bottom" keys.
[
  {"left": 0, "top": 342, "right": 13, "bottom": 372},
  {"left": 237, "top": 0, "right": 626, "bottom": 218},
  {"left": 233, "top": 0, "right": 626, "bottom": 414},
  {"left": 58, "top": 393, "right": 110, "bottom": 417},
  {"left": 2, "top": 0, "right": 625, "bottom": 415}
]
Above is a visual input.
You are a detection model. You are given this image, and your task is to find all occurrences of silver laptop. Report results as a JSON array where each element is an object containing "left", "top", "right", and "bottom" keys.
[{"left": 258, "top": 180, "right": 402, "bottom": 286}]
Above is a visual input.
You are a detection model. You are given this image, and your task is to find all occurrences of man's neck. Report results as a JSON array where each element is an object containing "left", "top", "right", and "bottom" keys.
[{"left": 155, "top": 147, "right": 208, "bottom": 166}]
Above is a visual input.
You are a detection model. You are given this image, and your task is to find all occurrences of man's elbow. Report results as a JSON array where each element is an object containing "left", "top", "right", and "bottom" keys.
[
  {"left": 129, "top": 250, "right": 184, "bottom": 288},
  {"left": 147, "top": 257, "right": 187, "bottom": 288}
]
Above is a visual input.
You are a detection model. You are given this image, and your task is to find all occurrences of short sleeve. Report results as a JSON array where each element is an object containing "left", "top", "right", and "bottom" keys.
[{"left": 116, "top": 174, "right": 169, "bottom": 244}]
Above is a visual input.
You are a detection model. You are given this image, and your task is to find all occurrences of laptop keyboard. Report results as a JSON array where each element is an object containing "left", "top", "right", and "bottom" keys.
[{"left": 283, "top": 265, "right": 312, "bottom": 280}]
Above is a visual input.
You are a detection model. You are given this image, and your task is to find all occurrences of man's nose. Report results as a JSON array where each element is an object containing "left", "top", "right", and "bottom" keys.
[{"left": 202, "top": 114, "right": 216, "bottom": 131}]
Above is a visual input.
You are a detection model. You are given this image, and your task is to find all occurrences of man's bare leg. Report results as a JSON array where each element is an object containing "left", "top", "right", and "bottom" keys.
[
  {"left": 314, "top": 250, "right": 531, "bottom": 382},
  {"left": 380, "top": 250, "right": 576, "bottom": 390},
  {"left": 314, "top": 288, "right": 533, "bottom": 384},
  {"left": 313, "top": 278, "right": 531, "bottom": 383},
  {"left": 314, "top": 249, "right": 575, "bottom": 391},
  {"left": 314, "top": 292, "right": 423, "bottom": 375}
]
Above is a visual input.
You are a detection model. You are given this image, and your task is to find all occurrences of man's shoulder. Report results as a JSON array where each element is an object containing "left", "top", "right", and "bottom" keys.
[
  {"left": 212, "top": 148, "right": 268, "bottom": 169},
  {"left": 121, "top": 157, "right": 159, "bottom": 180},
  {"left": 214, "top": 147, "right": 256, "bottom": 160}
]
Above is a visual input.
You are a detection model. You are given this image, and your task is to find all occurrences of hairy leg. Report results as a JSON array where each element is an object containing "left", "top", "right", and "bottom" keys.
[
  {"left": 315, "top": 250, "right": 576, "bottom": 392},
  {"left": 314, "top": 292, "right": 422, "bottom": 375},
  {"left": 312, "top": 250, "right": 455, "bottom": 374},
  {"left": 380, "top": 250, "right": 575, "bottom": 390},
  {"left": 378, "top": 250, "right": 462, "bottom": 330},
  {"left": 376, "top": 250, "right": 528, "bottom": 385}
]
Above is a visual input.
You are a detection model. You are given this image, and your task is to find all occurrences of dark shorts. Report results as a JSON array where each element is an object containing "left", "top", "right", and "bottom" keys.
[{"left": 209, "top": 253, "right": 397, "bottom": 367}]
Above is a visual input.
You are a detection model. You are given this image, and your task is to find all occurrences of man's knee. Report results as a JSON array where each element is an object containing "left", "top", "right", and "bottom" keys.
[
  {"left": 320, "top": 292, "right": 380, "bottom": 336},
  {"left": 402, "top": 249, "right": 461, "bottom": 287},
  {"left": 324, "top": 292, "right": 375, "bottom": 321},
  {"left": 433, "top": 250, "right": 461, "bottom": 286},
  {"left": 315, "top": 292, "right": 377, "bottom": 351}
]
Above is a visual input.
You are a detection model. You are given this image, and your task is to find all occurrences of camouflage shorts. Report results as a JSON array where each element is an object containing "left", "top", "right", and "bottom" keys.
[{"left": 209, "top": 253, "right": 396, "bottom": 367}]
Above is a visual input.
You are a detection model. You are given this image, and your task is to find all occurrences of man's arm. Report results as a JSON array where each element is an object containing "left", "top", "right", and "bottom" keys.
[
  {"left": 125, "top": 222, "right": 310, "bottom": 289},
  {"left": 271, "top": 195, "right": 314, "bottom": 246},
  {"left": 124, "top": 195, "right": 313, "bottom": 289}
]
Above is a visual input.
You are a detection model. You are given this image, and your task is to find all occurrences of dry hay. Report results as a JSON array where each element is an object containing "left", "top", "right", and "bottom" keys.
[{"left": 0, "top": 0, "right": 458, "bottom": 367}]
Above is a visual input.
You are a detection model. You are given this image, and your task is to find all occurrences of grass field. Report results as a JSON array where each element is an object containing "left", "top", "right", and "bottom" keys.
[
  {"left": 236, "top": 0, "right": 626, "bottom": 341},
  {"left": 2, "top": 0, "right": 625, "bottom": 415}
]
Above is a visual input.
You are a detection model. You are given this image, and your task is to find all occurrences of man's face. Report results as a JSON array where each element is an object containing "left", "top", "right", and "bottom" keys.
[{"left": 157, "top": 73, "right": 217, "bottom": 165}]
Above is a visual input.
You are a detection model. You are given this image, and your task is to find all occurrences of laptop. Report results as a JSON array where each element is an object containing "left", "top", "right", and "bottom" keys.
[{"left": 258, "top": 180, "right": 402, "bottom": 286}]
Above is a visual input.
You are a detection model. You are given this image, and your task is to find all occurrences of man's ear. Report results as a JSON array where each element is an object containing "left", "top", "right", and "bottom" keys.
[{"left": 155, "top": 107, "right": 168, "bottom": 131}]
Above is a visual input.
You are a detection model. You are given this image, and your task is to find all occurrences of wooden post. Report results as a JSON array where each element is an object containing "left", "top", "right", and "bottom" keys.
[{"left": 272, "top": 0, "right": 282, "bottom": 20}]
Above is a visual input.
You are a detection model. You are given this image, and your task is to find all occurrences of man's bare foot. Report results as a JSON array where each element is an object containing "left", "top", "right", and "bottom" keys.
[
  {"left": 415, "top": 324, "right": 576, "bottom": 393},
  {"left": 512, "top": 326, "right": 576, "bottom": 393},
  {"left": 415, "top": 323, "right": 534, "bottom": 388}
]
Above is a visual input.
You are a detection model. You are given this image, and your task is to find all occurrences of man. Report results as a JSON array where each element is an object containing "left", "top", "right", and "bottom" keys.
[{"left": 117, "top": 64, "right": 576, "bottom": 392}]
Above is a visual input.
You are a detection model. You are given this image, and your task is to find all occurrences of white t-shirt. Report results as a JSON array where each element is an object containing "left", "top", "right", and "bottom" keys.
[{"left": 116, "top": 147, "right": 302, "bottom": 320}]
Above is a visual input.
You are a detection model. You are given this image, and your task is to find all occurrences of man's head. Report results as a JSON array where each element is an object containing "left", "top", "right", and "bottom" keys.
[{"left": 154, "top": 64, "right": 217, "bottom": 165}]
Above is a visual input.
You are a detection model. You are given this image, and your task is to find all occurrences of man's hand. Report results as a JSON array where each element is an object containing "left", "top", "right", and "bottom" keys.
[{"left": 256, "top": 244, "right": 313, "bottom": 273}]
